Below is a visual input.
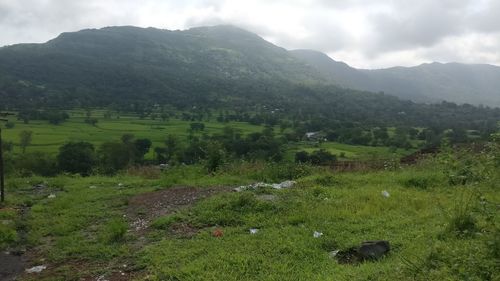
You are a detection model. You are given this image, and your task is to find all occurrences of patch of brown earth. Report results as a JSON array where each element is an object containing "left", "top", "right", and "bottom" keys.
[{"left": 126, "top": 186, "right": 229, "bottom": 234}]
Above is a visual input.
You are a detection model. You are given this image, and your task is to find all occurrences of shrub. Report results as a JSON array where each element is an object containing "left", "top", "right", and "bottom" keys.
[
  {"left": 402, "top": 176, "right": 435, "bottom": 189},
  {"left": 101, "top": 218, "right": 128, "bottom": 243},
  {"left": 15, "top": 152, "right": 58, "bottom": 176}
]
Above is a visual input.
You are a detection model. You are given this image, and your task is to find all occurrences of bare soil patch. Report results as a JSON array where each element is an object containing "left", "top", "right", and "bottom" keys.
[{"left": 126, "top": 186, "right": 229, "bottom": 234}]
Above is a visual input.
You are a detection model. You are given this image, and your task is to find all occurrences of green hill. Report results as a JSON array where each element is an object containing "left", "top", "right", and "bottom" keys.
[{"left": 291, "top": 49, "right": 500, "bottom": 107}]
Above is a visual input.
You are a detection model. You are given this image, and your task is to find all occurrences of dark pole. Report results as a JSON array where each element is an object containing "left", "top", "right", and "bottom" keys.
[{"left": 0, "top": 127, "right": 4, "bottom": 202}]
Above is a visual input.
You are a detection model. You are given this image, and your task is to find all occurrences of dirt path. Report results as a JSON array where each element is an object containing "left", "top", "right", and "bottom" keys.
[{"left": 0, "top": 206, "right": 30, "bottom": 281}]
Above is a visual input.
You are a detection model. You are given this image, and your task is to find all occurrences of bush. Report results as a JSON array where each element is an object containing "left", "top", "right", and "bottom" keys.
[
  {"left": 15, "top": 152, "right": 58, "bottom": 176},
  {"left": 4, "top": 121, "right": 15, "bottom": 129},
  {"left": 57, "top": 142, "right": 95, "bottom": 176}
]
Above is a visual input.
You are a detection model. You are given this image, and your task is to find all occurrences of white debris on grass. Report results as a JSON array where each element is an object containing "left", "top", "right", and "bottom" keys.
[
  {"left": 381, "top": 190, "right": 390, "bottom": 198},
  {"left": 26, "top": 265, "right": 47, "bottom": 273},
  {"left": 96, "top": 275, "right": 109, "bottom": 281},
  {"left": 329, "top": 250, "right": 340, "bottom": 258},
  {"left": 89, "top": 185, "right": 97, "bottom": 189},
  {"left": 47, "top": 194, "right": 56, "bottom": 199},
  {"left": 118, "top": 183, "right": 124, "bottom": 187},
  {"left": 313, "top": 231, "right": 323, "bottom": 238},
  {"left": 249, "top": 228, "right": 259, "bottom": 234},
  {"left": 234, "top": 181, "right": 296, "bottom": 192}
]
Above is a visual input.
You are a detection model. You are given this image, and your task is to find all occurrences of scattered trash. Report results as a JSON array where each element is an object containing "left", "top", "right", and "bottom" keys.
[
  {"left": 33, "top": 184, "right": 46, "bottom": 190},
  {"left": 273, "top": 180, "right": 296, "bottom": 189},
  {"left": 26, "top": 265, "right": 47, "bottom": 273},
  {"left": 234, "top": 181, "right": 296, "bottom": 192},
  {"left": 47, "top": 194, "right": 56, "bottom": 199},
  {"left": 96, "top": 275, "right": 109, "bottom": 281},
  {"left": 381, "top": 190, "right": 390, "bottom": 198},
  {"left": 335, "top": 240, "right": 391, "bottom": 264},
  {"left": 159, "top": 163, "right": 169, "bottom": 170},
  {"left": 212, "top": 228, "right": 224, "bottom": 237},
  {"left": 313, "top": 231, "right": 323, "bottom": 238},
  {"left": 118, "top": 183, "right": 124, "bottom": 187},
  {"left": 89, "top": 185, "right": 97, "bottom": 189},
  {"left": 249, "top": 228, "right": 259, "bottom": 234},
  {"left": 358, "top": 240, "right": 391, "bottom": 260},
  {"left": 329, "top": 250, "right": 340, "bottom": 258}
]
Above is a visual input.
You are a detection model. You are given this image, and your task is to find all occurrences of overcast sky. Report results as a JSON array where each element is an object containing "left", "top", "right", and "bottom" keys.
[{"left": 1, "top": 0, "right": 499, "bottom": 68}]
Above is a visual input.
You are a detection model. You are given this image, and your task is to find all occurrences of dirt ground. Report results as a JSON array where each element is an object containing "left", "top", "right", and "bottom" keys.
[
  {"left": 0, "top": 251, "right": 26, "bottom": 281},
  {"left": 2, "top": 186, "right": 229, "bottom": 281},
  {"left": 126, "top": 186, "right": 229, "bottom": 234}
]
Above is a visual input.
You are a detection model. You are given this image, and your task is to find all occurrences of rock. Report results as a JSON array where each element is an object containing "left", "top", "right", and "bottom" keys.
[
  {"left": 26, "top": 265, "right": 47, "bottom": 273},
  {"left": 358, "top": 240, "right": 390, "bottom": 260}
]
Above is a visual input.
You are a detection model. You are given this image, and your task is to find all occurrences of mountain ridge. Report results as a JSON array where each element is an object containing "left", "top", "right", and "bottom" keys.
[
  {"left": 290, "top": 49, "right": 500, "bottom": 106},
  {"left": 0, "top": 25, "right": 499, "bottom": 108}
]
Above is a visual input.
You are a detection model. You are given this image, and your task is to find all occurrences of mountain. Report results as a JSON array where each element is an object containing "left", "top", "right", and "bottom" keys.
[
  {"left": 0, "top": 25, "right": 324, "bottom": 108},
  {"left": 0, "top": 25, "right": 498, "bottom": 132},
  {"left": 291, "top": 49, "right": 500, "bottom": 107}
]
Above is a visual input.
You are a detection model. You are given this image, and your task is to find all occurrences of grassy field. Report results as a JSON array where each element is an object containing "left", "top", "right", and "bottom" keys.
[
  {"left": 1, "top": 110, "right": 413, "bottom": 160},
  {"left": 0, "top": 159, "right": 498, "bottom": 280},
  {"left": 1, "top": 110, "right": 264, "bottom": 157}
]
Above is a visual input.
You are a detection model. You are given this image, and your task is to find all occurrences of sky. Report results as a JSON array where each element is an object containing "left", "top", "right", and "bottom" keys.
[{"left": 0, "top": 0, "right": 499, "bottom": 69}]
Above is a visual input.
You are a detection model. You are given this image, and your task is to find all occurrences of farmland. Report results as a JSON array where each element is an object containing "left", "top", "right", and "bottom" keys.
[{"left": 1, "top": 110, "right": 413, "bottom": 160}]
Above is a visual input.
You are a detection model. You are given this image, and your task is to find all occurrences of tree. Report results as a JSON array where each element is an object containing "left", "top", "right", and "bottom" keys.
[
  {"left": 121, "top": 133, "right": 135, "bottom": 144},
  {"left": 295, "top": 151, "right": 309, "bottom": 163},
  {"left": 57, "top": 142, "right": 95, "bottom": 175},
  {"left": 19, "top": 130, "right": 33, "bottom": 153},
  {"left": 134, "top": 138, "right": 152, "bottom": 161},
  {"left": 98, "top": 142, "right": 132, "bottom": 174}
]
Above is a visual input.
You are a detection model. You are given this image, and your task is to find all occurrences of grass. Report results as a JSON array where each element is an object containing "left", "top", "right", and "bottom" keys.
[
  {"left": 0, "top": 159, "right": 498, "bottom": 280},
  {"left": 1, "top": 110, "right": 264, "bottom": 158},
  {"left": 288, "top": 141, "right": 415, "bottom": 161}
]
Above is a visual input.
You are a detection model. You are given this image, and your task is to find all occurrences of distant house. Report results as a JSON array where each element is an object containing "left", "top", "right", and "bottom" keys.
[{"left": 305, "top": 132, "right": 326, "bottom": 141}]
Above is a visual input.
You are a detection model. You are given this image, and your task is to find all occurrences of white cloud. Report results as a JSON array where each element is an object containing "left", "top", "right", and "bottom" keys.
[{"left": 0, "top": 0, "right": 499, "bottom": 68}]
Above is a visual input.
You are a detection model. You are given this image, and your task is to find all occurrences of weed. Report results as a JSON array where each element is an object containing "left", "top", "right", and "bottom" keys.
[{"left": 101, "top": 218, "right": 128, "bottom": 243}]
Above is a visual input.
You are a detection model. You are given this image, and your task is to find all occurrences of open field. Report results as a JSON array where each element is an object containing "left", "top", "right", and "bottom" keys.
[
  {"left": 1, "top": 110, "right": 413, "bottom": 160},
  {"left": 0, "top": 159, "right": 498, "bottom": 281}
]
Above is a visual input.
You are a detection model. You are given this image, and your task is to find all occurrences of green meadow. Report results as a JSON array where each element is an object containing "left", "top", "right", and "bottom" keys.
[{"left": 0, "top": 159, "right": 498, "bottom": 281}]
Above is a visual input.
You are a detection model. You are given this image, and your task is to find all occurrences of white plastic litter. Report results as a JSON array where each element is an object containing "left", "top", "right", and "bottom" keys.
[
  {"left": 249, "top": 228, "right": 259, "bottom": 234},
  {"left": 118, "top": 183, "right": 124, "bottom": 187},
  {"left": 89, "top": 185, "right": 97, "bottom": 189},
  {"left": 234, "top": 181, "right": 296, "bottom": 192},
  {"left": 47, "top": 194, "right": 56, "bottom": 199},
  {"left": 329, "top": 250, "right": 340, "bottom": 258},
  {"left": 26, "top": 265, "right": 46, "bottom": 273},
  {"left": 381, "top": 190, "right": 390, "bottom": 198},
  {"left": 313, "top": 231, "right": 323, "bottom": 238}
]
